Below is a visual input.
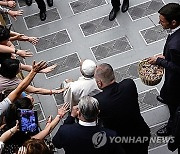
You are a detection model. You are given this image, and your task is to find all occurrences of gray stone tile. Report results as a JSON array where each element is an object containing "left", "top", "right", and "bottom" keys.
[
  {"left": 138, "top": 88, "right": 161, "bottom": 112},
  {"left": 91, "top": 37, "right": 132, "bottom": 61},
  {"left": 54, "top": 93, "right": 64, "bottom": 106},
  {"left": 33, "top": 103, "right": 45, "bottom": 122},
  {"left": 46, "top": 53, "right": 80, "bottom": 78},
  {"left": 140, "top": 25, "right": 168, "bottom": 44},
  {"left": 114, "top": 62, "right": 139, "bottom": 82},
  {"left": 70, "top": 0, "right": 107, "bottom": 14},
  {"left": 35, "top": 29, "right": 71, "bottom": 53},
  {"left": 24, "top": 8, "right": 61, "bottom": 29},
  {"left": 80, "top": 15, "right": 119, "bottom": 36},
  {"left": 128, "top": 0, "right": 164, "bottom": 21}
]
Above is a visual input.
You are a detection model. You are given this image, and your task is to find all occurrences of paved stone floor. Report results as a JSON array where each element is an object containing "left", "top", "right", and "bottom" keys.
[{"left": 4, "top": 0, "right": 180, "bottom": 153}]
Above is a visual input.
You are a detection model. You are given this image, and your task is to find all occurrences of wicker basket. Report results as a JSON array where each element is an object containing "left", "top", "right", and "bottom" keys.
[{"left": 138, "top": 58, "right": 164, "bottom": 86}]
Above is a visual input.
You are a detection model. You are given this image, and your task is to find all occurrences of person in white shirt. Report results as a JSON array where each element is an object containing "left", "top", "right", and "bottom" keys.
[{"left": 63, "top": 59, "right": 101, "bottom": 108}]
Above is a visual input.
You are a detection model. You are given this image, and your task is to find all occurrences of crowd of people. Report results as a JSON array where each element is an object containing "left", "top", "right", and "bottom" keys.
[{"left": 0, "top": 1, "right": 180, "bottom": 154}]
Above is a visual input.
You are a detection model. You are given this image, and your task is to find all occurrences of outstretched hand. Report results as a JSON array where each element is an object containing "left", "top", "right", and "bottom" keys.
[
  {"left": 32, "top": 61, "right": 48, "bottom": 73},
  {"left": 16, "top": 49, "right": 33, "bottom": 58},
  {"left": 7, "top": 1, "right": 16, "bottom": 8},
  {"left": 8, "top": 10, "right": 23, "bottom": 20},
  {"left": 40, "top": 64, "right": 57, "bottom": 73},
  {"left": 17, "top": 146, "right": 27, "bottom": 154},
  {"left": 58, "top": 102, "right": 70, "bottom": 118}
]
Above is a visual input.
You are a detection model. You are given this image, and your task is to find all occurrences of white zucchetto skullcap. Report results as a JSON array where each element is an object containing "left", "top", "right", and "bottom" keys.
[{"left": 81, "top": 59, "right": 96, "bottom": 76}]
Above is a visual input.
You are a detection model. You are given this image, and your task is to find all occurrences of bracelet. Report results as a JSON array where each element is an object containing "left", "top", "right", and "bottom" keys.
[
  {"left": 10, "top": 129, "right": 15, "bottom": 135},
  {"left": 50, "top": 90, "right": 53, "bottom": 95},
  {"left": 15, "top": 49, "right": 18, "bottom": 54}
]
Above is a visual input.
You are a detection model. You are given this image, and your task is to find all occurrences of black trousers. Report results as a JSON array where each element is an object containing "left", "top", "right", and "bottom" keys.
[
  {"left": 167, "top": 103, "right": 180, "bottom": 132},
  {"left": 121, "top": 135, "right": 150, "bottom": 154},
  {"left": 111, "top": 0, "right": 128, "bottom": 11},
  {"left": 35, "top": 0, "right": 46, "bottom": 12}
]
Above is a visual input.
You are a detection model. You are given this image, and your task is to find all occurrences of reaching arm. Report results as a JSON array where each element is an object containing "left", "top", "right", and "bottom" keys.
[
  {"left": 0, "top": 45, "right": 33, "bottom": 58},
  {"left": 25, "top": 85, "right": 65, "bottom": 95},
  {"left": 9, "top": 31, "right": 39, "bottom": 45},
  {"left": 0, "top": 121, "right": 19, "bottom": 142},
  {"left": 21, "top": 63, "right": 57, "bottom": 73},
  {"left": 32, "top": 103, "right": 70, "bottom": 140},
  {"left": 7, "top": 61, "right": 47, "bottom": 103},
  {"left": 0, "top": 1, "right": 16, "bottom": 8}
]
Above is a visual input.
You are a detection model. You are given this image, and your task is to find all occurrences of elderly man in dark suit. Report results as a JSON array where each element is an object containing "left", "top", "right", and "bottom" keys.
[
  {"left": 52, "top": 96, "right": 124, "bottom": 154},
  {"left": 93, "top": 63, "right": 150, "bottom": 154},
  {"left": 149, "top": 3, "right": 180, "bottom": 137}
]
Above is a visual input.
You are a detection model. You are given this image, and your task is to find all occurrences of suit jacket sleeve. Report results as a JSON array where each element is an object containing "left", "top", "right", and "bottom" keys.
[
  {"left": 156, "top": 49, "right": 180, "bottom": 74},
  {"left": 52, "top": 116, "right": 75, "bottom": 148}
]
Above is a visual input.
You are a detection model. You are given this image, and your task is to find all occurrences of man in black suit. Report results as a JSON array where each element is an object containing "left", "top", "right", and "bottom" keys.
[
  {"left": 149, "top": 3, "right": 180, "bottom": 136},
  {"left": 109, "top": 0, "right": 129, "bottom": 21},
  {"left": 93, "top": 63, "right": 150, "bottom": 154},
  {"left": 52, "top": 96, "right": 124, "bottom": 154},
  {"left": 25, "top": 0, "right": 53, "bottom": 21}
]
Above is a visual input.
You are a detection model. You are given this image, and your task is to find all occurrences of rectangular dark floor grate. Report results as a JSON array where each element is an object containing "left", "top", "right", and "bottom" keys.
[
  {"left": 35, "top": 29, "right": 71, "bottom": 53},
  {"left": 70, "top": 0, "right": 107, "bottom": 14},
  {"left": 33, "top": 102, "right": 45, "bottom": 122},
  {"left": 114, "top": 62, "right": 139, "bottom": 82},
  {"left": 140, "top": 25, "right": 168, "bottom": 44},
  {"left": 80, "top": 15, "right": 119, "bottom": 36},
  {"left": 91, "top": 36, "right": 132, "bottom": 61},
  {"left": 128, "top": 0, "right": 164, "bottom": 21},
  {"left": 46, "top": 53, "right": 80, "bottom": 78},
  {"left": 138, "top": 88, "right": 161, "bottom": 112},
  {"left": 24, "top": 8, "right": 61, "bottom": 29}
]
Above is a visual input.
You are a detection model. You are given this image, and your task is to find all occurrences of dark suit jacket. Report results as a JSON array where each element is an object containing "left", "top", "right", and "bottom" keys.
[
  {"left": 52, "top": 116, "right": 124, "bottom": 154},
  {"left": 94, "top": 79, "right": 150, "bottom": 137},
  {"left": 156, "top": 28, "right": 180, "bottom": 104}
]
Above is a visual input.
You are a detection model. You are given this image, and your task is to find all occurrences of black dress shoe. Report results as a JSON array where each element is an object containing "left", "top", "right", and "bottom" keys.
[
  {"left": 109, "top": 8, "right": 120, "bottom": 21},
  {"left": 156, "top": 95, "right": 164, "bottom": 103},
  {"left": 157, "top": 125, "right": 171, "bottom": 136},
  {"left": 47, "top": 0, "right": 53, "bottom": 7},
  {"left": 40, "top": 12, "right": 46, "bottom": 21},
  {"left": 26, "top": 0, "right": 32, "bottom": 6},
  {"left": 121, "top": 0, "right": 129, "bottom": 13}
]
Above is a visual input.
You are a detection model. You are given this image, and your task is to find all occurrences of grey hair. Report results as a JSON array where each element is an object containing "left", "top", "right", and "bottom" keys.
[{"left": 78, "top": 96, "right": 99, "bottom": 122}]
